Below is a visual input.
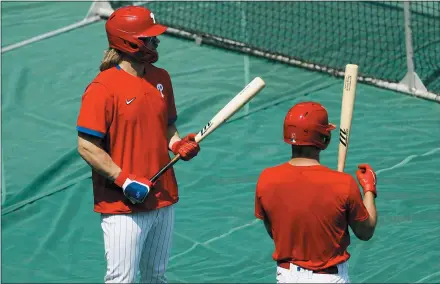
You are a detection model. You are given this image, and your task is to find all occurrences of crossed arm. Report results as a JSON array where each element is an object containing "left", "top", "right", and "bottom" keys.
[{"left": 77, "top": 123, "right": 182, "bottom": 179}]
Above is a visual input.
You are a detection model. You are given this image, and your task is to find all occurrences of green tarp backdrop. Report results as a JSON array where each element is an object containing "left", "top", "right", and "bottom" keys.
[{"left": 2, "top": 2, "right": 440, "bottom": 283}]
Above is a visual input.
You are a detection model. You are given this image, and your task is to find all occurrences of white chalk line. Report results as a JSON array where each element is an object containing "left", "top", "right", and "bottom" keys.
[
  {"left": 170, "top": 219, "right": 259, "bottom": 261},
  {"left": 203, "top": 219, "right": 259, "bottom": 245},
  {"left": 376, "top": 148, "right": 440, "bottom": 175}
]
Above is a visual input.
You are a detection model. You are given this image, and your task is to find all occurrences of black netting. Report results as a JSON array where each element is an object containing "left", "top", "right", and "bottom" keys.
[
  {"left": 410, "top": 2, "right": 440, "bottom": 93},
  {"left": 110, "top": 1, "right": 440, "bottom": 94}
]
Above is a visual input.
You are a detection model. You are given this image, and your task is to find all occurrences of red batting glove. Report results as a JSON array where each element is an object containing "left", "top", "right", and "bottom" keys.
[
  {"left": 356, "top": 164, "right": 377, "bottom": 198},
  {"left": 171, "top": 133, "right": 200, "bottom": 161}
]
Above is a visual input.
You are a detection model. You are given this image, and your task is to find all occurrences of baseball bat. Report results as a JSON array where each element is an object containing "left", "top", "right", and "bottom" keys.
[
  {"left": 150, "top": 77, "right": 266, "bottom": 183},
  {"left": 337, "top": 64, "right": 358, "bottom": 172}
]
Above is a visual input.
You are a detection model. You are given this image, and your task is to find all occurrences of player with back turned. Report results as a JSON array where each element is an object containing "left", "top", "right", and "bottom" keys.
[
  {"left": 254, "top": 102, "right": 378, "bottom": 283},
  {"left": 76, "top": 6, "right": 200, "bottom": 283}
]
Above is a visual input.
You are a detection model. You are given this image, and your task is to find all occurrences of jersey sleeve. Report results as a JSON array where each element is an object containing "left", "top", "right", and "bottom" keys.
[
  {"left": 76, "top": 82, "right": 113, "bottom": 138},
  {"left": 347, "top": 177, "right": 369, "bottom": 223},
  {"left": 166, "top": 77, "right": 177, "bottom": 125},
  {"left": 255, "top": 171, "right": 267, "bottom": 220}
]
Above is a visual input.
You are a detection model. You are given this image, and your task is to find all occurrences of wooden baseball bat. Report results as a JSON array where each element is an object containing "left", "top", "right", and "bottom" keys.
[
  {"left": 337, "top": 64, "right": 358, "bottom": 172},
  {"left": 150, "top": 77, "right": 266, "bottom": 183}
]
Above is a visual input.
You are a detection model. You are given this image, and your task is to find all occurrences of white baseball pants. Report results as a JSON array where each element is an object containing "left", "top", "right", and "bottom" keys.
[
  {"left": 276, "top": 262, "right": 350, "bottom": 283},
  {"left": 100, "top": 205, "right": 175, "bottom": 283}
]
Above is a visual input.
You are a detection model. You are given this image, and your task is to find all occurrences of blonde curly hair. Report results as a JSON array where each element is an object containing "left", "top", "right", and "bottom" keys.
[{"left": 99, "top": 48, "right": 123, "bottom": 72}]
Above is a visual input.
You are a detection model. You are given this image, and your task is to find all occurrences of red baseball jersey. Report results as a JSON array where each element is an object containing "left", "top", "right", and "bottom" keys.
[
  {"left": 77, "top": 65, "right": 179, "bottom": 214},
  {"left": 255, "top": 163, "right": 369, "bottom": 270}
]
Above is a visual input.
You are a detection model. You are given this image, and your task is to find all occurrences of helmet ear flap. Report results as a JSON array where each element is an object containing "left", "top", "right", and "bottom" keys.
[
  {"left": 320, "top": 132, "right": 331, "bottom": 150},
  {"left": 123, "top": 40, "right": 139, "bottom": 51}
]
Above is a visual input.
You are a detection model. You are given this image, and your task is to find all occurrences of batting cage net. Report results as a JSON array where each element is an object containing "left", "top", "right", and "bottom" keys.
[{"left": 109, "top": 1, "right": 440, "bottom": 98}]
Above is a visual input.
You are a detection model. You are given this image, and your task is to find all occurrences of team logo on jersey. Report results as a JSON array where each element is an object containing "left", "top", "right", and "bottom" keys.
[{"left": 157, "top": 83, "right": 164, "bottom": 98}]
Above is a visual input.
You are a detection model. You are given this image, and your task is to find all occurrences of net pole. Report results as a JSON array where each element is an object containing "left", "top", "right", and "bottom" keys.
[
  {"left": 399, "top": 1, "right": 427, "bottom": 93},
  {"left": 240, "top": 2, "right": 250, "bottom": 116},
  {"left": 404, "top": 1, "right": 416, "bottom": 89},
  {"left": 1, "top": 148, "right": 4, "bottom": 206},
  {"left": 1, "top": 15, "right": 102, "bottom": 54}
]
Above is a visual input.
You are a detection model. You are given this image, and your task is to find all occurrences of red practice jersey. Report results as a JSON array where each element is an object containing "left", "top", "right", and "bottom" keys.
[
  {"left": 255, "top": 163, "right": 369, "bottom": 270},
  {"left": 77, "top": 65, "right": 178, "bottom": 214}
]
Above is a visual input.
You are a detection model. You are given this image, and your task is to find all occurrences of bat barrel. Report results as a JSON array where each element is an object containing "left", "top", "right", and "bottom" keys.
[
  {"left": 194, "top": 77, "right": 265, "bottom": 144},
  {"left": 337, "top": 64, "right": 358, "bottom": 172},
  {"left": 148, "top": 76, "right": 265, "bottom": 183}
]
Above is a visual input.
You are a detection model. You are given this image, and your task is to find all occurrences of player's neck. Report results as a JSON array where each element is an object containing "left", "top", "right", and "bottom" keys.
[
  {"left": 289, "top": 146, "right": 321, "bottom": 166},
  {"left": 288, "top": 158, "right": 320, "bottom": 166},
  {"left": 118, "top": 59, "right": 146, "bottom": 77}
]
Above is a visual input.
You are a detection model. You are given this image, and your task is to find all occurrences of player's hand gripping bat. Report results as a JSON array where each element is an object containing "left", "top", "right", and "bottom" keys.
[{"left": 149, "top": 77, "right": 266, "bottom": 183}]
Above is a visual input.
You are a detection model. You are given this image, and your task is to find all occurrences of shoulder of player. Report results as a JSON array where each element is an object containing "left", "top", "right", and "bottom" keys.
[
  {"left": 256, "top": 163, "right": 287, "bottom": 187},
  {"left": 259, "top": 163, "right": 284, "bottom": 176},
  {"left": 83, "top": 81, "right": 111, "bottom": 99},
  {"left": 320, "top": 167, "right": 358, "bottom": 199},
  {"left": 318, "top": 166, "right": 355, "bottom": 183},
  {"left": 148, "top": 65, "right": 171, "bottom": 80},
  {"left": 96, "top": 66, "right": 120, "bottom": 81},
  {"left": 87, "top": 68, "right": 119, "bottom": 90},
  {"left": 86, "top": 67, "right": 127, "bottom": 95}
]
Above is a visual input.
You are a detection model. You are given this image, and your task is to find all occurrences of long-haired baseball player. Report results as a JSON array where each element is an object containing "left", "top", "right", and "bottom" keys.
[
  {"left": 255, "top": 102, "right": 378, "bottom": 283},
  {"left": 76, "top": 6, "right": 200, "bottom": 283}
]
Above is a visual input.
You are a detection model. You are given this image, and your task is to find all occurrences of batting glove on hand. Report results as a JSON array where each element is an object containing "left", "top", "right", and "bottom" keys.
[
  {"left": 115, "top": 171, "right": 153, "bottom": 204},
  {"left": 171, "top": 133, "right": 200, "bottom": 161},
  {"left": 356, "top": 164, "right": 377, "bottom": 198}
]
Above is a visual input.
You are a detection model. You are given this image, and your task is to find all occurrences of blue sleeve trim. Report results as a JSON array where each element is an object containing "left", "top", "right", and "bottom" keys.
[
  {"left": 168, "top": 116, "right": 177, "bottom": 126},
  {"left": 77, "top": 126, "right": 105, "bottom": 138}
]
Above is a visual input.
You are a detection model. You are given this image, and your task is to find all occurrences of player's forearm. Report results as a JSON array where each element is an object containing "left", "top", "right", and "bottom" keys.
[
  {"left": 77, "top": 136, "right": 121, "bottom": 181},
  {"left": 363, "top": 192, "right": 377, "bottom": 229},
  {"left": 167, "top": 123, "right": 181, "bottom": 150}
]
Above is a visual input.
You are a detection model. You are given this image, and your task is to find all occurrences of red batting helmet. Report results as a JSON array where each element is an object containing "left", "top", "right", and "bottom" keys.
[
  {"left": 105, "top": 6, "right": 167, "bottom": 63},
  {"left": 283, "top": 102, "right": 336, "bottom": 150}
]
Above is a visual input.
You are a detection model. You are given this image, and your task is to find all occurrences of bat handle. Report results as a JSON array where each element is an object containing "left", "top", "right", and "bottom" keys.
[{"left": 150, "top": 154, "right": 181, "bottom": 183}]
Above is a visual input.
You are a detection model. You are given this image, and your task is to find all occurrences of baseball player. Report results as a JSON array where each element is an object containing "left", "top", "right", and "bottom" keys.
[
  {"left": 255, "top": 102, "right": 378, "bottom": 283},
  {"left": 76, "top": 6, "right": 200, "bottom": 283}
]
